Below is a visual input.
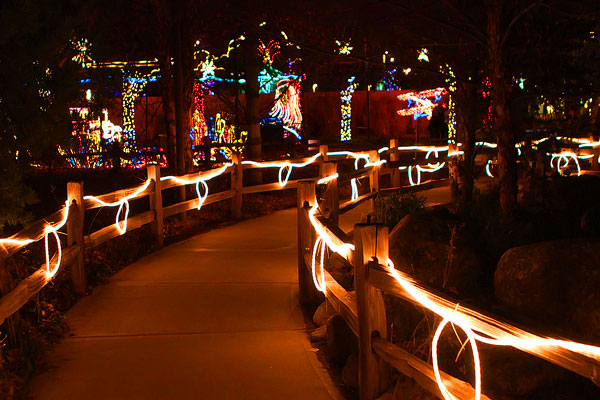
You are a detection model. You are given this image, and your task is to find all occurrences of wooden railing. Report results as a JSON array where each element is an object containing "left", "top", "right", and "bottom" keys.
[
  {"left": 2, "top": 141, "right": 449, "bottom": 327},
  {"left": 296, "top": 158, "right": 600, "bottom": 399}
]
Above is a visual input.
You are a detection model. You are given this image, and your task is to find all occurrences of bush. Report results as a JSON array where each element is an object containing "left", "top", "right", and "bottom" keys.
[{"left": 375, "top": 191, "right": 426, "bottom": 230}]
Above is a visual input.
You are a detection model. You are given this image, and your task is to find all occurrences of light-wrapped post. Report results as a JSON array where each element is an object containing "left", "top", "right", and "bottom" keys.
[
  {"left": 319, "top": 161, "right": 339, "bottom": 225},
  {"left": 353, "top": 223, "right": 389, "bottom": 399},
  {"left": 369, "top": 150, "right": 380, "bottom": 211},
  {"left": 147, "top": 165, "right": 163, "bottom": 248},
  {"left": 67, "top": 181, "right": 86, "bottom": 294},
  {"left": 389, "top": 139, "right": 401, "bottom": 188},
  {"left": 231, "top": 153, "right": 243, "bottom": 219},
  {"left": 297, "top": 180, "right": 322, "bottom": 305}
]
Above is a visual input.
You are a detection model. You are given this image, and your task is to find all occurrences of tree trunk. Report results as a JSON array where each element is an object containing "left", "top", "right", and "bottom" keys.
[
  {"left": 455, "top": 82, "right": 478, "bottom": 209},
  {"left": 487, "top": 0, "right": 517, "bottom": 215},
  {"left": 244, "top": 33, "right": 262, "bottom": 184},
  {"left": 159, "top": 72, "right": 177, "bottom": 170}
]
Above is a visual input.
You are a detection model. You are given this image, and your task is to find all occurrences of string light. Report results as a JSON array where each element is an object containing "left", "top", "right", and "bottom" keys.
[
  {"left": 83, "top": 179, "right": 152, "bottom": 234},
  {"left": 550, "top": 152, "right": 581, "bottom": 176},
  {"left": 258, "top": 40, "right": 280, "bottom": 65},
  {"left": 417, "top": 48, "right": 429, "bottom": 62},
  {"left": 242, "top": 154, "right": 321, "bottom": 187},
  {"left": 305, "top": 206, "right": 600, "bottom": 400},
  {"left": 341, "top": 77, "right": 358, "bottom": 141},
  {"left": 485, "top": 160, "right": 495, "bottom": 178}
]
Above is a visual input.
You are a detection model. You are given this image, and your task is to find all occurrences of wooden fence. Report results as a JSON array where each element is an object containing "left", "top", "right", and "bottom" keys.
[
  {"left": 0, "top": 140, "right": 449, "bottom": 327},
  {"left": 297, "top": 157, "right": 600, "bottom": 399}
]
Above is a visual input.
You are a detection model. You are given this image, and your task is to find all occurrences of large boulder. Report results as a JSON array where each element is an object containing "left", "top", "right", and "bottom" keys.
[
  {"left": 389, "top": 209, "right": 484, "bottom": 298},
  {"left": 495, "top": 238, "right": 600, "bottom": 341}
]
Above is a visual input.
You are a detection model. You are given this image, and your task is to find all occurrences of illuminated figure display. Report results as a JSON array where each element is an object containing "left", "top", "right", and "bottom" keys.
[
  {"left": 258, "top": 40, "right": 280, "bottom": 65},
  {"left": 340, "top": 77, "right": 358, "bottom": 141},
  {"left": 397, "top": 88, "right": 447, "bottom": 120},
  {"left": 268, "top": 77, "right": 303, "bottom": 139}
]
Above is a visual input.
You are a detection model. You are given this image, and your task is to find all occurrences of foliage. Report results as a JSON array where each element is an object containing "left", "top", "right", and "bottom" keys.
[
  {"left": 375, "top": 190, "right": 426, "bottom": 231},
  {"left": 0, "top": 159, "right": 38, "bottom": 233}
]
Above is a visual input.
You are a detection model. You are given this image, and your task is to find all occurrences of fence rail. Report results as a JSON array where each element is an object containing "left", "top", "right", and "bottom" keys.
[
  {"left": 2, "top": 136, "right": 597, "bottom": 399},
  {"left": 297, "top": 151, "right": 600, "bottom": 399}
]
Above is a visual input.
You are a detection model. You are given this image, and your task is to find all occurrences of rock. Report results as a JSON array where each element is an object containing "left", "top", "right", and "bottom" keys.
[
  {"left": 388, "top": 210, "right": 483, "bottom": 297},
  {"left": 341, "top": 352, "right": 359, "bottom": 388},
  {"left": 581, "top": 206, "right": 600, "bottom": 235},
  {"left": 495, "top": 238, "right": 600, "bottom": 341},
  {"left": 313, "top": 301, "right": 335, "bottom": 327},
  {"left": 327, "top": 314, "right": 357, "bottom": 364},
  {"left": 310, "top": 325, "right": 327, "bottom": 342},
  {"left": 328, "top": 252, "right": 354, "bottom": 290}
]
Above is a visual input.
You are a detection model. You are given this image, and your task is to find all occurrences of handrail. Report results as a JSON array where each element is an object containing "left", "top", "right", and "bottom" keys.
[{"left": 298, "top": 160, "right": 600, "bottom": 400}]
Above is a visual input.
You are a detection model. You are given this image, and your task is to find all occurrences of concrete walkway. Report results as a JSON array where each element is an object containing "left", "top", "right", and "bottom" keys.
[
  {"left": 28, "top": 185, "right": 452, "bottom": 400},
  {"left": 28, "top": 210, "right": 343, "bottom": 400}
]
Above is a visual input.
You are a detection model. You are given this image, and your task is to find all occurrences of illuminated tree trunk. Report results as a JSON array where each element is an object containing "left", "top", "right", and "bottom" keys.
[{"left": 487, "top": 0, "right": 517, "bottom": 214}]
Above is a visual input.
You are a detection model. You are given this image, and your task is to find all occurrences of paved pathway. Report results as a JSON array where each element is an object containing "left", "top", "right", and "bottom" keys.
[
  {"left": 28, "top": 185, "right": 452, "bottom": 400},
  {"left": 28, "top": 210, "right": 343, "bottom": 400}
]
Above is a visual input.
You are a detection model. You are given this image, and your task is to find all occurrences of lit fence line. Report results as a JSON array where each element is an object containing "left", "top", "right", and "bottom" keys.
[{"left": 299, "top": 175, "right": 600, "bottom": 400}]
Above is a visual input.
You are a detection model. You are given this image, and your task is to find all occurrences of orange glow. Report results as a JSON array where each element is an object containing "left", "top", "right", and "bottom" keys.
[
  {"left": 84, "top": 179, "right": 153, "bottom": 234},
  {"left": 306, "top": 207, "right": 600, "bottom": 399},
  {"left": 243, "top": 154, "right": 321, "bottom": 186}
]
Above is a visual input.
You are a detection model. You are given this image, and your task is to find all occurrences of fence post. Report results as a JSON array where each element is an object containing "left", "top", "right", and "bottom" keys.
[
  {"left": 67, "top": 181, "right": 86, "bottom": 295},
  {"left": 231, "top": 153, "right": 243, "bottom": 219},
  {"left": 369, "top": 150, "right": 380, "bottom": 210},
  {"left": 319, "top": 161, "right": 339, "bottom": 225},
  {"left": 297, "top": 180, "right": 323, "bottom": 305},
  {"left": 147, "top": 165, "right": 164, "bottom": 248},
  {"left": 389, "top": 138, "right": 401, "bottom": 188},
  {"left": 592, "top": 151, "right": 599, "bottom": 171},
  {"left": 319, "top": 144, "right": 329, "bottom": 162},
  {"left": 353, "top": 223, "right": 389, "bottom": 400}
]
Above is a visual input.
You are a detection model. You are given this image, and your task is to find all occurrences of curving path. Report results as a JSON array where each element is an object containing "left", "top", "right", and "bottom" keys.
[
  {"left": 28, "top": 185, "right": 452, "bottom": 400},
  {"left": 28, "top": 209, "right": 344, "bottom": 400}
]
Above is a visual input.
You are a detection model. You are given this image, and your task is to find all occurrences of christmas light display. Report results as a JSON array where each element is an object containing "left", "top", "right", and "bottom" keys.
[
  {"left": 418, "top": 48, "right": 429, "bottom": 62},
  {"left": 121, "top": 70, "right": 159, "bottom": 165},
  {"left": 397, "top": 88, "right": 447, "bottom": 120},
  {"left": 335, "top": 40, "right": 353, "bottom": 55},
  {"left": 381, "top": 69, "right": 401, "bottom": 91},
  {"left": 268, "top": 77, "right": 303, "bottom": 139},
  {"left": 258, "top": 40, "right": 280, "bottom": 65},
  {"left": 482, "top": 75, "right": 493, "bottom": 129},
  {"left": 340, "top": 77, "right": 358, "bottom": 141},
  {"left": 191, "top": 82, "right": 209, "bottom": 147},
  {"left": 71, "top": 38, "right": 94, "bottom": 68},
  {"left": 440, "top": 64, "right": 457, "bottom": 143},
  {"left": 58, "top": 107, "right": 122, "bottom": 168}
]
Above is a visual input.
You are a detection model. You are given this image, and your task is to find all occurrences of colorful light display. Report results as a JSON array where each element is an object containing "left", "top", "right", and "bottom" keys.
[
  {"left": 268, "top": 77, "right": 303, "bottom": 139},
  {"left": 397, "top": 88, "right": 447, "bottom": 120},
  {"left": 71, "top": 38, "right": 94, "bottom": 68},
  {"left": 340, "top": 77, "right": 358, "bottom": 141},
  {"left": 59, "top": 107, "right": 123, "bottom": 168},
  {"left": 335, "top": 40, "right": 353, "bottom": 55},
  {"left": 381, "top": 69, "right": 401, "bottom": 91},
  {"left": 418, "top": 48, "right": 429, "bottom": 62},
  {"left": 258, "top": 40, "right": 281, "bottom": 65}
]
